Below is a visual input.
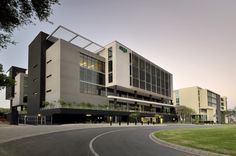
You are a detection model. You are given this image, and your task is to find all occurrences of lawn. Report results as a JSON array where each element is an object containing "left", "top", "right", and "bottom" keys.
[{"left": 154, "top": 125, "right": 236, "bottom": 156}]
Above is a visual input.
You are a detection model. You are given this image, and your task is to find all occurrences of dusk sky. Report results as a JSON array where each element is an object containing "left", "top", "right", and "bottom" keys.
[{"left": 0, "top": 0, "right": 235, "bottom": 109}]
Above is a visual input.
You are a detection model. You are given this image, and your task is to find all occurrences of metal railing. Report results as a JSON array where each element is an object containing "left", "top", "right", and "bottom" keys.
[{"left": 18, "top": 115, "right": 52, "bottom": 125}]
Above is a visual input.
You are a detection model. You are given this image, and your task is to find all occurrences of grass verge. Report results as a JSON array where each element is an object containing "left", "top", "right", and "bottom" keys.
[{"left": 154, "top": 125, "right": 236, "bottom": 156}]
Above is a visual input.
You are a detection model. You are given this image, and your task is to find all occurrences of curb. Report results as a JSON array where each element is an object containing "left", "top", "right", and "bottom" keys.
[{"left": 149, "top": 132, "right": 228, "bottom": 156}]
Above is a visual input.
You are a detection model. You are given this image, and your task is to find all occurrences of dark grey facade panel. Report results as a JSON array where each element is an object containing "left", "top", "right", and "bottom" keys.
[
  {"left": 28, "top": 32, "right": 53, "bottom": 115},
  {"left": 216, "top": 94, "right": 221, "bottom": 123}
]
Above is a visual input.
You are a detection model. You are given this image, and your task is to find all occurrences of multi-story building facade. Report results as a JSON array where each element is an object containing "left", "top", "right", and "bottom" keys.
[
  {"left": 12, "top": 73, "right": 28, "bottom": 111},
  {"left": 220, "top": 96, "right": 228, "bottom": 123},
  {"left": 220, "top": 96, "right": 227, "bottom": 111},
  {"left": 5, "top": 66, "right": 27, "bottom": 124},
  {"left": 173, "top": 86, "right": 227, "bottom": 123},
  {"left": 12, "top": 25, "right": 176, "bottom": 123}
]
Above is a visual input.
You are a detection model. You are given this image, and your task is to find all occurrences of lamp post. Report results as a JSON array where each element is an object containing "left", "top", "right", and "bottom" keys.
[{"left": 37, "top": 113, "right": 41, "bottom": 125}]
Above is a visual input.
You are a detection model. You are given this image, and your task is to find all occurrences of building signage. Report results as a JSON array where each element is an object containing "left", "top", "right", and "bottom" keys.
[{"left": 119, "top": 46, "right": 128, "bottom": 53}]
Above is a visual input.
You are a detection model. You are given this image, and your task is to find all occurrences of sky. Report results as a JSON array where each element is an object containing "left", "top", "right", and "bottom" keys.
[{"left": 0, "top": 0, "right": 235, "bottom": 109}]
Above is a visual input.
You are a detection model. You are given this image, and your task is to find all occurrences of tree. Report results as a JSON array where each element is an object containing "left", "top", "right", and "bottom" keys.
[
  {"left": 176, "top": 105, "right": 195, "bottom": 123},
  {"left": 225, "top": 107, "right": 236, "bottom": 123},
  {"left": 0, "top": 0, "right": 60, "bottom": 49},
  {"left": 129, "top": 112, "right": 140, "bottom": 124},
  {"left": 0, "top": 64, "right": 15, "bottom": 89}
]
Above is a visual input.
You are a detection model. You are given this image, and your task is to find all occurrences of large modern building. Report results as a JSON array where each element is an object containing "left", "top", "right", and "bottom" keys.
[
  {"left": 220, "top": 96, "right": 227, "bottom": 111},
  {"left": 7, "top": 26, "right": 177, "bottom": 123},
  {"left": 5, "top": 66, "right": 27, "bottom": 124},
  {"left": 173, "top": 86, "right": 227, "bottom": 123}
]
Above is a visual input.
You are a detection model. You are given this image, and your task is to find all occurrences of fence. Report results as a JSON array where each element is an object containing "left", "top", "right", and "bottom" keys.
[{"left": 18, "top": 115, "right": 53, "bottom": 125}]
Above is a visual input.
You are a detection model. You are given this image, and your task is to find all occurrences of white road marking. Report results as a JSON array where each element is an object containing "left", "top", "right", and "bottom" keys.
[{"left": 89, "top": 129, "right": 131, "bottom": 156}]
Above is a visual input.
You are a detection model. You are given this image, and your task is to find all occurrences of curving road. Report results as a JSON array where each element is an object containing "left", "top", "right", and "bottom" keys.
[{"left": 0, "top": 124, "right": 206, "bottom": 156}]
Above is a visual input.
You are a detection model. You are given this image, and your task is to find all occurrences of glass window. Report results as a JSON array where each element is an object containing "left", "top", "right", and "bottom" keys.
[
  {"left": 152, "top": 86, "right": 156, "bottom": 93},
  {"left": 129, "top": 53, "right": 132, "bottom": 63},
  {"left": 161, "top": 71, "right": 165, "bottom": 93},
  {"left": 23, "top": 96, "right": 27, "bottom": 103},
  {"left": 83, "top": 55, "right": 88, "bottom": 68},
  {"left": 108, "top": 61, "right": 113, "bottom": 72},
  {"left": 146, "top": 62, "right": 150, "bottom": 74},
  {"left": 176, "top": 98, "right": 179, "bottom": 104},
  {"left": 80, "top": 54, "right": 84, "bottom": 66},
  {"left": 146, "top": 83, "right": 151, "bottom": 91},
  {"left": 146, "top": 73, "right": 150, "bottom": 83},
  {"left": 133, "top": 78, "right": 139, "bottom": 88},
  {"left": 140, "top": 81, "right": 145, "bottom": 89},
  {"left": 101, "top": 62, "right": 105, "bottom": 73},
  {"left": 132, "top": 54, "right": 139, "bottom": 67},
  {"left": 162, "top": 88, "right": 165, "bottom": 95},
  {"left": 152, "top": 75, "right": 156, "bottom": 85},
  {"left": 151, "top": 65, "right": 155, "bottom": 75},
  {"left": 94, "top": 60, "right": 99, "bottom": 71},
  {"left": 87, "top": 70, "right": 92, "bottom": 82},
  {"left": 99, "top": 73, "right": 105, "bottom": 85},
  {"left": 139, "top": 59, "right": 145, "bottom": 71},
  {"left": 88, "top": 57, "right": 92, "bottom": 69},
  {"left": 109, "top": 73, "right": 113, "bottom": 83},
  {"left": 87, "top": 83, "right": 92, "bottom": 94},
  {"left": 98, "top": 62, "right": 102, "bottom": 72},
  {"left": 80, "top": 53, "right": 105, "bottom": 73},
  {"left": 165, "top": 89, "right": 169, "bottom": 96},
  {"left": 108, "top": 47, "right": 112, "bottom": 59},
  {"left": 92, "top": 85, "right": 96, "bottom": 95},
  {"left": 161, "top": 70, "right": 165, "bottom": 80},
  {"left": 81, "top": 68, "right": 86, "bottom": 81},
  {"left": 140, "top": 70, "right": 145, "bottom": 81},
  {"left": 91, "top": 59, "right": 95, "bottom": 70},
  {"left": 129, "top": 65, "right": 132, "bottom": 75},
  {"left": 133, "top": 66, "right": 138, "bottom": 78},
  {"left": 157, "top": 77, "right": 160, "bottom": 87},
  {"left": 157, "top": 68, "right": 160, "bottom": 78},
  {"left": 92, "top": 71, "right": 96, "bottom": 83}
]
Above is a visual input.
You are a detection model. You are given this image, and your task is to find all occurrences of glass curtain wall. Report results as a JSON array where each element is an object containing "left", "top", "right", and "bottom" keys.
[
  {"left": 131, "top": 53, "right": 172, "bottom": 98},
  {"left": 80, "top": 53, "right": 105, "bottom": 96}
]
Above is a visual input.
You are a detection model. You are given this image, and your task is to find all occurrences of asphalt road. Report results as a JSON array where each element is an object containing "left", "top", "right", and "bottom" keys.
[{"left": 0, "top": 124, "right": 205, "bottom": 156}]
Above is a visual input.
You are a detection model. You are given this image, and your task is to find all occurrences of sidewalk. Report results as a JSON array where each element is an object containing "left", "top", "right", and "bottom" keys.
[{"left": 0, "top": 123, "right": 167, "bottom": 144}]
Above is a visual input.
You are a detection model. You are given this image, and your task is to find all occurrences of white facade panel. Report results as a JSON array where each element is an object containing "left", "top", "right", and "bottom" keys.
[
  {"left": 99, "top": 42, "right": 115, "bottom": 87},
  {"left": 12, "top": 73, "right": 27, "bottom": 107},
  {"left": 114, "top": 42, "right": 130, "bottom": 88},
  {"left": 100, "top": 41, "right": 131, "bottom": 88}
]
